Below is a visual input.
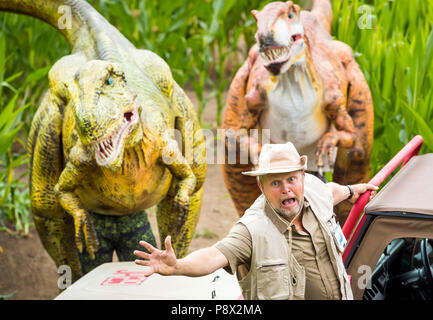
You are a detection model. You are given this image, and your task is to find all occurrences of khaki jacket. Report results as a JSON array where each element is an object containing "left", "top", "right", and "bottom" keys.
[{"left": 237, "top": 173, "right": 353, "bottom": 300}]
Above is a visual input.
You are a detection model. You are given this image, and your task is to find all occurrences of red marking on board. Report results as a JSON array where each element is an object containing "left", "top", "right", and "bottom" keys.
[{"left": 100, "top": 269, "right": 148, "bottom": 286}]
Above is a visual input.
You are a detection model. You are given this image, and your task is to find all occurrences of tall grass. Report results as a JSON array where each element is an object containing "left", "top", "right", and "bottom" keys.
[
  {"left": 331, "top": 0, "right": 433, "bottom": 175},
  {"left": 0, "top": 27, "right": 51, "bottom": 235}
]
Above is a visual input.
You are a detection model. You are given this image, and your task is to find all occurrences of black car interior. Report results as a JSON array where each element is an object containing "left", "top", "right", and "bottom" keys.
[{"left": 363, "top": 238, "right": 433, "bottom": 300}]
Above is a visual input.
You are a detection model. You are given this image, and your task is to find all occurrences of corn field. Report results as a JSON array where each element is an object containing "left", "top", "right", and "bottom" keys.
[{"left": 0, "top": 0, "right": 432, "bottom": 234}]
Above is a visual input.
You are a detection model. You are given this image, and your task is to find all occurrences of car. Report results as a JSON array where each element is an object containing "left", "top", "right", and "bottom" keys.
[{"left": 344, "top": 135, "right": 433, "bottom": 300}]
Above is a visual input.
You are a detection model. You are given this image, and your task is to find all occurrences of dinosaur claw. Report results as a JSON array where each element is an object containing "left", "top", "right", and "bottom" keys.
[
  {"left": 76, "top": 238, "right": 83, "bottom": 253},
  {"left": 316, "top": 132, "right": 340, "bottom": 174},
  {"left": 173, "top": 195, "right": 190, "bottom": 233},
  {"left": 73, "top": 212, "right": 99, "bottom": 258}
]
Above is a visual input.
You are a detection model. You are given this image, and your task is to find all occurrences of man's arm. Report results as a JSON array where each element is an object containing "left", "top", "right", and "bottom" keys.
[
  {"left": 327, "top": 182, "right": 378, "bottom": 206},
  {"left": 134, "top": 236, "right": 228, "bottom": 277}
]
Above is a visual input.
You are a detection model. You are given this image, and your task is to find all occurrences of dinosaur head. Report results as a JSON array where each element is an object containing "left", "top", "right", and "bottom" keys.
[
  {"left": 73, "top": 60, "right": 142, "bottom": 169},
  {"left": 252, "top": 1, "right": 305, "bottom": 76}
]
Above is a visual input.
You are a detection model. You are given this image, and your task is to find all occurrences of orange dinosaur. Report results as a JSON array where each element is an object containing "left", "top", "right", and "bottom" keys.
[{"left": 222, "top": 0, "right": 373, "bottom": 223}]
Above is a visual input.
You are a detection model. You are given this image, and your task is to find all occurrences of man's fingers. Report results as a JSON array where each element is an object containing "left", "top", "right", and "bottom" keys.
[
  {"left": 353, "top": 183, "right": 378, "bottom": 195},
  {"left": 139, "top": 240, "right": 157, "bottom": 253},
  {"left": 165, "top": 236, "right": 173, "bottom": 252},
  {"left": 134, "top": 260, "right": 155, "bottom": 276},
  {"left": 134, "top": 259, "right": 150, "bottom": 267},
  {"left": 134, "top": 250, "right": 150, "bottom": 260}
]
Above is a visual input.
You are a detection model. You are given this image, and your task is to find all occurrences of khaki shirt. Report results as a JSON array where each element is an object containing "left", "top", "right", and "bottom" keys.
[{"left": 214, "top": 199, "right": 341, "bottom": 300}]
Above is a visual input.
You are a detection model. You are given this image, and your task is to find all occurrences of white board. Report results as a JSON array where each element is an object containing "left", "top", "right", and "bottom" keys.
[{"left": 55, "top": 262, "right": 243, "bottom": 300}]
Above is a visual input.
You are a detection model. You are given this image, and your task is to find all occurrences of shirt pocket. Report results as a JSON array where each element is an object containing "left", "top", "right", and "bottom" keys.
[{"left": 256, "top": 260, "right": 291, "bottom": 300}]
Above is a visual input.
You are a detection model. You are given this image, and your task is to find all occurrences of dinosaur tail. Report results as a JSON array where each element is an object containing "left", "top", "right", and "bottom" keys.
[
  {"left": 0, "top": 0, "right": 131, "bottom": 61},
  {"left": 0, "top": 0, "right": 90, "bottom": 50},
  {"left": 311, "top": 0, "right": 333, "bottom": 34}
]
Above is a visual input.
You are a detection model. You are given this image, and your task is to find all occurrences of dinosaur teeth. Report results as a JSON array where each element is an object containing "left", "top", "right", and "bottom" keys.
[
  {"left": 263, "top": 47, "right": 289, "bottom": 63},
  {"left": 96, "top": 137, "right": 114, "bottom": 159}
]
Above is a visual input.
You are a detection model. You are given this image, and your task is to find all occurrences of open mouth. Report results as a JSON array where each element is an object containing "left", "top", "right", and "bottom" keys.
[
  {"left": 260, "top": 33, "right": 303, "bottom": 68},
  {"left": 94, "top": 109, "right": 138, "bottom": 166},
  {"left": 281, "top": 197, "right": 297, "bottom": 209}
]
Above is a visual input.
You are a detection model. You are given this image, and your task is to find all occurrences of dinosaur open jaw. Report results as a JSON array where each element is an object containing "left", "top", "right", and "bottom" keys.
[
  {"left": 261, "top": 33, "right": 304, "bottom": 72},
  {"left": 94, "top": 109, "right": 138, "bottom": 166}
]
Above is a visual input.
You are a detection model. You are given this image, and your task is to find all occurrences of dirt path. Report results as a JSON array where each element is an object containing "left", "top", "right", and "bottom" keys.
[{"left": 0, "top": 90, "right": 239, "bottom": 300}]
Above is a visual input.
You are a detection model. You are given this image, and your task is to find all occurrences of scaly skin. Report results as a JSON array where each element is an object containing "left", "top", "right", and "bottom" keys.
[
  {"left": 1, "top": 0, "right": 206, "bottom": 281},
  {"left": 222, "top": 0, "right": 373, "bottom": 223}
]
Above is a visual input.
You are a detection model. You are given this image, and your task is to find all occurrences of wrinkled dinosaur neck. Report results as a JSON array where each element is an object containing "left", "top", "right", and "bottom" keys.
[
  {"left": 0, "top": 0, "right": 128, "bottom": 61},
  {"left": 282, "top": 39, "right": 321, "bottom": 93}
]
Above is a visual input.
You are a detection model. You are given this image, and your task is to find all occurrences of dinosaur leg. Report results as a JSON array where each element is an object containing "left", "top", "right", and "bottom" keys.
[
  {"left": 33, "top": 215, "right": 82, "bottom": 282},
  {"left": 114, "top": 211, "right": 156, "bottom": 262},
  {"left": 77, "top": 211, "right": 115, "bottom": 274},
  {"left": 331, "top": 41, "right": 374, "bottom": 224},
  {"left": 77, "top": 211, "right": 157, "bottom": 272},
  {"left": 28, "top": 92, "right": 82, "bottom": 282}
]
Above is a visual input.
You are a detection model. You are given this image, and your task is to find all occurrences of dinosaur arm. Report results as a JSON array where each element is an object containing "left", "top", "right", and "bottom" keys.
[
  {"left": 316, "top": 102, "right": 355, "bottom": 168},
  {"left": 337, "top": 42, "right": 374, "bottom": 162},
  {"left": 161, "top": 138, "right": 196, "bottom": 198},
  {"left": 158, "top": 134, "right": 198, "bottom": 255},
  {"left": 156, "top": 81, "right": 208, "bottom": 257},
  {"left": 317, "top": 41, "right": 373, "bottom": 169},
  {"left": 54, "top": 147, "right": 98, "bottom": 259}
]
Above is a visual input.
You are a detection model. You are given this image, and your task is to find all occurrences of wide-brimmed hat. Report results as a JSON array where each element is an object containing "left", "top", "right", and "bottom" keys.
[{"left": 242, "top": 142, "right": 307, "bottom": 176}]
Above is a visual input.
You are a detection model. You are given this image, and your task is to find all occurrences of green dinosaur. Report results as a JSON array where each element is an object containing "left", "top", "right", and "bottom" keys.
[{"left": 0, "top": 0, "right": 206, "bottom": 281}]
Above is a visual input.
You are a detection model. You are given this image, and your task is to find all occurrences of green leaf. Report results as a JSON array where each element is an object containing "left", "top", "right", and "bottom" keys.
[
  {"left": 0, "top": 31, "right": 5, "bottom": 100},
  {"left": 21, "top": 65, "right": 50, "bottom": 89},
  {"left": 404, "top": 104, "right": 433, "bottom": 152}
]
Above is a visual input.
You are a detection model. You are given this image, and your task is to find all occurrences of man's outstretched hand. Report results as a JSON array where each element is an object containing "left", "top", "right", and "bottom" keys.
[{"left": 134, "top": 236, "right": 178, "bottom": 276}]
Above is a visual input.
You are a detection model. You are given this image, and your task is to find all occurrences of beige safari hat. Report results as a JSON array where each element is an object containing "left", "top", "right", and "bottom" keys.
[{"left": 242, "top": 142, "right": 307, "bottom": 176}]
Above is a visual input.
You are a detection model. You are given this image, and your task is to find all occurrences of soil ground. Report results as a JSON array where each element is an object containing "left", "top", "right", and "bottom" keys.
[{"left": 0, "top": 89, "right": 239, "bottom": 300}]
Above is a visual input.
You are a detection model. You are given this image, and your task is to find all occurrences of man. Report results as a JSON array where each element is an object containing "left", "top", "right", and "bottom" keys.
[{"left": 134, "top": 142, "right": 378, "bottom": 300}]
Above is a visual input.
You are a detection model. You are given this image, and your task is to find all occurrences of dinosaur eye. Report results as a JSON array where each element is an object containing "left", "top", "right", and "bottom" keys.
[
  {"left": 289, "top": 13, "right": 294, "bottom": 19},
  {"left": 106, "top": 77, "right": 114, "bottom": 85}
]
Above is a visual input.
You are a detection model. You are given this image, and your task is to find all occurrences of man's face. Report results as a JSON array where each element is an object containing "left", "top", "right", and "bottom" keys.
[{"left": 259, "top": 171, "right": 304, "bottom": 221}]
